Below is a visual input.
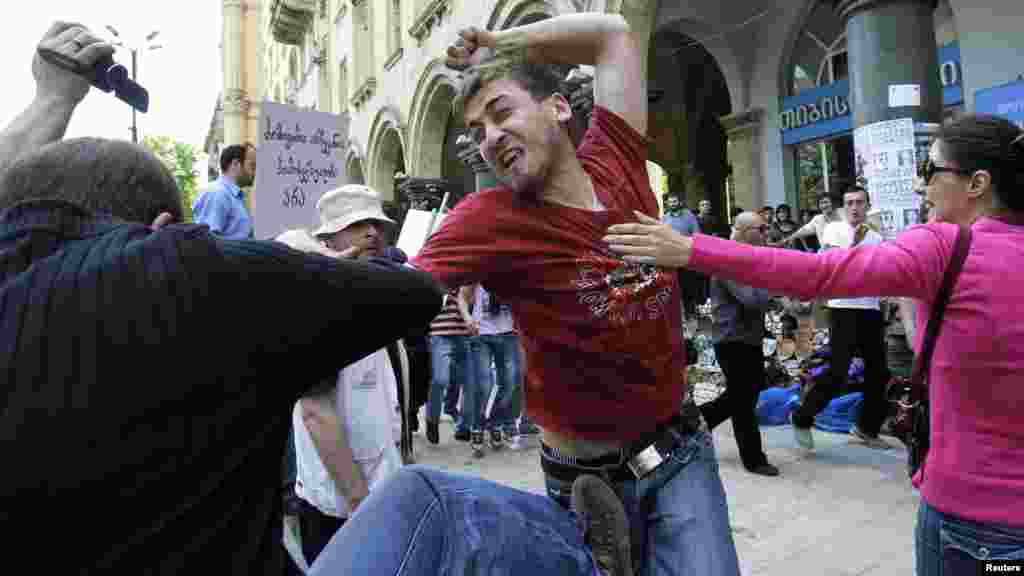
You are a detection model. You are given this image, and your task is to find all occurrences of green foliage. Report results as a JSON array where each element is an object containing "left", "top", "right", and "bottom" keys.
[{"left": 142, "top": 135, "right": 200, "bottom": 222}]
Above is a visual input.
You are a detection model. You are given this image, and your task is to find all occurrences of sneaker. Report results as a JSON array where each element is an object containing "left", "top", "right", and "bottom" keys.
[
  {"left": 504, "top": 432, "right": 524, "bottom": 450},
  {"left": 744, "top": 462, "right": 781, "bottom": 477},
  {"left": 453, "top": 428, "right": 471, "bottom": 442},
  {"left": 790, "top": 414, "right": 814, "bottom": 450},
  {"left": 488, "top": 428, "right": 504, "bottom": 450},
  {"left": 471, "top": 429, "right": 485, "bottom": 458},
  {"left": 851, "top": 424, "right": 892, "bottom": 449},
  {"left": 571, "top": 475, "right": 633, "bottom": 576}
]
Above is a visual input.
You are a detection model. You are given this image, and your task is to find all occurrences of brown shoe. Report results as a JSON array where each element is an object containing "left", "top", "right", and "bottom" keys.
[{"left": 571, "top": 475, "right": 633, "bottom": 576}]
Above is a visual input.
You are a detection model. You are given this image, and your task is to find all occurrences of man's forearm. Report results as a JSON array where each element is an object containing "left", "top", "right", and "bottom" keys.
[
  {"left": 490, "top": 12, "right": 629, "bottom": 67},
  {"left": 0, "top": 95, "right": 77, "bottom": 175}
]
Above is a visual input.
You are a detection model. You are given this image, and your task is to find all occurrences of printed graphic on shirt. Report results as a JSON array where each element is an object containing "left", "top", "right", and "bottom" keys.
[{"left": 574, "top": 250, "right": 675, "bottom": 326}]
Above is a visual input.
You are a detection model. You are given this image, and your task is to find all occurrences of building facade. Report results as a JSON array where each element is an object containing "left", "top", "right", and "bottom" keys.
[{"left": 214, "top": 0, "right": 1024, "bottom": 226}]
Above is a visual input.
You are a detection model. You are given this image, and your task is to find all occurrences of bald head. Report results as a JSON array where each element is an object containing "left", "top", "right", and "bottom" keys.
[{"left": 731, "top": 212, "right": 768, "bottom": 245}]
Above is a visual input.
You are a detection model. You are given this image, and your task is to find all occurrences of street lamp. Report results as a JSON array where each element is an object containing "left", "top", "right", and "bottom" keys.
[{"left": 106, "top": 25, "right": 162, "bottom": 143}]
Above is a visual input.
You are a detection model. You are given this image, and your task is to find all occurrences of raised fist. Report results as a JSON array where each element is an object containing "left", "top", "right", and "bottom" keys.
[
  {"left": 33, "top": 21, "right": 115, "bottom": 105},
  {"left": 445, "top": 27, "right": 496, "bottom": 70}
]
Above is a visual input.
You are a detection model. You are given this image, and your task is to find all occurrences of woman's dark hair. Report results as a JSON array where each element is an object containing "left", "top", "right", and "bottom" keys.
[
  {"left": 938, "top": 114, "right": 1024, "bottom": 211},
  {"left": 776, "top": 204, "right": 792, "bottom": 217},
  {"left": 0, "top": 137, "right": 183, "bottom": 224}
]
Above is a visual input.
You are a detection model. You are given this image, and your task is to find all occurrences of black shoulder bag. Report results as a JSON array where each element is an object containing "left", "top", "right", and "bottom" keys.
[{"left": 895, "top": 224, "right": 972, "bottom": 479}]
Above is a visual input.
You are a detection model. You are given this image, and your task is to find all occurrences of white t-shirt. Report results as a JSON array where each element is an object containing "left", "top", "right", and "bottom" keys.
[
  {"left": 821, "top": 221, "right": 882, "bottom": 310},
  {"left": 802, "top": 211, "right": 845, "bottom": 246},
  {"left": 293, "top": 349, "right": 402, "bottom": 519}
]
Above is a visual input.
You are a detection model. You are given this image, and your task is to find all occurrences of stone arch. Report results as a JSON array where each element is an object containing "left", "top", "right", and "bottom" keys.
[
  {"left": 779, "top": 0, "right": 845, "bottom": 98},
  {"left": 485, "top": 0, "right": 576, "bottom": 31},
  {"left": 653, "top": 16, "right": 746, "bottom": 113},
  {"left": 645, "top": 23, "right": 733, "bottom": 231},
  {"left": 367, "top": 107, "right": 407, "bottom": 202},
  {"left": 407, "top": 59, "right": 461, "bottom": 178}
]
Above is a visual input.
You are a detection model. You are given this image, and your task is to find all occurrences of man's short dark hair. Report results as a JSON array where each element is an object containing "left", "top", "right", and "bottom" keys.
[
  {"left": 220, "top": 144, "right": 249, "bottom": 173},
  {"left": 454, "top": 53, "right": 567, "bottom": 120},
  {"left": 843, "top": 185, "right": 870, "bottom": 204},
  {"left": 0, "top": 137, "right": 183, "bottom": 224}
]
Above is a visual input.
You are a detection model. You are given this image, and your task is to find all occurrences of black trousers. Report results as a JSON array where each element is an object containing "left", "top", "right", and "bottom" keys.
[
  {"left": 700, "top": 342, "right": 769, "bottom": 469},
  {"left": 793, "top": 308, "right": 889, "bottom": 435}
]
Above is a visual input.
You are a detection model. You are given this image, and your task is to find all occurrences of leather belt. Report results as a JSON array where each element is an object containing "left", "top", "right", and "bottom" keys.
[{"left": 541, "top": 403, "right": 702, "bottom": 484}]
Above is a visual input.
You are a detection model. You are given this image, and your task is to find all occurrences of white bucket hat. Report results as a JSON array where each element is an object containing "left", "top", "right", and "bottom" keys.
[
  {"left": 313, "top": 184, "right": 395, "bottom": 238},
  {"left": 275, "top": 228, "right": 336, "bottom": 256}
]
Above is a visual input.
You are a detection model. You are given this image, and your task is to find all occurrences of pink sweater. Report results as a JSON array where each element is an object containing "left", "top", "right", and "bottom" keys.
[{"left": 691, "top": 217, "right": 1024, "bottom": 528}]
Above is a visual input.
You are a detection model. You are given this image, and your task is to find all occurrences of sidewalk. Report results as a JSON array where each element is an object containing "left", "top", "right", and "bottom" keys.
[{"left": 413, "top": 418, "right": 918, "bottom": 576}]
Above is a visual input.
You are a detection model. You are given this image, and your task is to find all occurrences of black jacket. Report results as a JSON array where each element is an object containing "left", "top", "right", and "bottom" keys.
[{"left": 0, "top": 200, "right": 442, "bottom": 574}]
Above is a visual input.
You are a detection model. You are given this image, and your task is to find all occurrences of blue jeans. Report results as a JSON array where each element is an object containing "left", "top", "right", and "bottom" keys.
[
  {"left": 916, "top": 500, "right": 1024, "bottom": 575},
  {"left": 309, "top": 466, "right": 600, "bottom": 576},
  {"left": 542, "top": 428, "right": 740, "bottom": 576},
  {"left": 428, "top": 335, "right": 469, "bottom": 426},
  {"left": 469, "top": 333, "right": 523, "bottom": 432}
]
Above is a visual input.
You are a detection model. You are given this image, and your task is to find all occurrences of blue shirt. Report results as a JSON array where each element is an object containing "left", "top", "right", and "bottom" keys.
[
  {"left": 663, "top": 209, "right": 701, "bottom": 237},
  {"left": 192, "top": 177, "right": 253, "bottom": 239}
]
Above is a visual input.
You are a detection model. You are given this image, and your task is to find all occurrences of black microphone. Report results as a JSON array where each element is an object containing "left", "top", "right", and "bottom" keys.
[{"left": 37, "top": 47, "right": 149, "bottom": 113}]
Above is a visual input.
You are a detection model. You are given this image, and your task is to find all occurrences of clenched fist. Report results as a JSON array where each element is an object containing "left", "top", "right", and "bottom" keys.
[
  {"left": 33, "top": 21, "right": 115, "bottom": 105},
  {"left": 445, "top": 27, "right": 496, "bottom": 70}
]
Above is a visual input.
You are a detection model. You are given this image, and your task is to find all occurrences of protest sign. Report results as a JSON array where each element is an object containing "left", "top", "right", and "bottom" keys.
[
  {"left": 853, "top": 118, "right": 920, "bottom": 238},
  {"left": 254, "top": 101, "right": 347, "bottom": 239}
]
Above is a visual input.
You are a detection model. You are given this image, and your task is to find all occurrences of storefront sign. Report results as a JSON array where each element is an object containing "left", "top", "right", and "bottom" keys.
[
  {"left": 781, "top": 42, "right": 962, "bottom": 145},
  {"left": 975, "top": 79, "right": 1024, "bottom": 130},
  {"left": 254, "top": 101, "right": 347, "bottom": 239}
]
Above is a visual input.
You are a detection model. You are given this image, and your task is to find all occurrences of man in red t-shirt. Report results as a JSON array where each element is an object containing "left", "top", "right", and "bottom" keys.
[{"left": 410, "top": 12, "right": 740, "bottom": 576}]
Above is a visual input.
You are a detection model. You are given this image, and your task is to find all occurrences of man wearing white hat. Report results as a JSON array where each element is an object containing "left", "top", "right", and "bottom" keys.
[
  {"left": 278, "top": 184, "right": 408, "bottom": 570},
  {"left": 312, "top": 184, "right": 396, "bottom": 260}
]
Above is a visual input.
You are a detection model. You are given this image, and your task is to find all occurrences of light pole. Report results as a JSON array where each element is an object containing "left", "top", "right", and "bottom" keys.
[{"left": 106, "top": 26, "right": 162, "bottom": 143}]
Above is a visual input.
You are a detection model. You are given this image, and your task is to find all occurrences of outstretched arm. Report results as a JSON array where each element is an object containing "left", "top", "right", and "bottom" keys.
[
  {"left": 447, "top": 13, "right": 646, "bottom": 135},
  {"left": 0, "top": 22, "right": 114, "bottom": 175}
]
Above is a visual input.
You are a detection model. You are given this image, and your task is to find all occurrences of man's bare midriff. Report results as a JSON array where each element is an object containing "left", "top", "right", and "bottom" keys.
[{"left": 541, "top": 428, "right": 623, "bottom": 460}]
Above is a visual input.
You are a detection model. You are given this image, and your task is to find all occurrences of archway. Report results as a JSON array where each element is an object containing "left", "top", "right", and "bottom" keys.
[
  {"left": 372, "top": 128, "right": 406, "bottom": 203},
  {"left": 346, "top": 154, "right": 365, "bottom": 185},
  {"left": 647, "top": 25, "right": 733, "bottom": 235}
]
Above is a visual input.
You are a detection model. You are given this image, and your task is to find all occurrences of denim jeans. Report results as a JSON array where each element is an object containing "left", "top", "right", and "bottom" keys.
[
  {"left": 309, "top": 466, "right": 600, "bottom": 576},
  {"left": 542, "top": 428, "right": 740, "bottom": 576},
  {"left": 427, "top": 335, "right": 469, "bottom": 425},
  {"left": 916, "top": 500, "right": 1024, "bottom": 575},
  {"left": 469, "top": 333, "right": 523, "bottom": 432}
]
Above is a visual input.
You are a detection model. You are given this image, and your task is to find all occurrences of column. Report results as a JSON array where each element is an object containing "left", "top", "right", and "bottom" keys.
[
  {"left": 222, "top": 0, "right": 245, "bottom": 146},
  {"left": 835, "top": 0, "right": 942, "bottom": 127},
  {"left": 719, "top": 108, "right": 765, "bottom": 215},
  {"left": 455, "top": 135, "right": 497, "bottom": 192}
]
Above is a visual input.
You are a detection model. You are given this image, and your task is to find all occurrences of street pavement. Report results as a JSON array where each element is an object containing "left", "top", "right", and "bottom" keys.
[{"left": 412, "top": 416, "right": 918, "bottom": 576}]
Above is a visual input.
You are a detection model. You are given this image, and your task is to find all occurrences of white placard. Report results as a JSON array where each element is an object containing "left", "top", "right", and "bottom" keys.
[
  {"left": 254, "top": 101, "right": 347, "bottom": 240},
  {"left": 888, "top": 84, "right": 921, "bottom": 108},
  {"left": 396, "top": 209, "right": 436, "bottom": 258},
  {"left": 853, "top": 118, "right": 919, "bottom": 239}
]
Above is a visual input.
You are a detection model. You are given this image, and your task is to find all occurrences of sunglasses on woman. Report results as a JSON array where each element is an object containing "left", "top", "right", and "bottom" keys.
[{"left": 919, "top": 159, "right": 972, "bottom": 185}]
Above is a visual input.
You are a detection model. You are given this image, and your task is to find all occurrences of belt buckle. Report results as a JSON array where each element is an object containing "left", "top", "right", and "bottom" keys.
[{"left": 626, "top": 444, "right": 664, "bottom": 479}]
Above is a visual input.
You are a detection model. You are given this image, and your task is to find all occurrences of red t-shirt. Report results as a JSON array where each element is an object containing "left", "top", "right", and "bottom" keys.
[{"left": 412, "top": 106, "right": 685, "bottom": 443}]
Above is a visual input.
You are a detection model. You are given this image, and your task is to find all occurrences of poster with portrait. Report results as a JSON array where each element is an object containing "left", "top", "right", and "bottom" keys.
[
  {"left": 852, "top": 118, "right": 919, "bottom": 238},
  {"left": 254, "top": 101, "right": 348, "bottom": 240}
]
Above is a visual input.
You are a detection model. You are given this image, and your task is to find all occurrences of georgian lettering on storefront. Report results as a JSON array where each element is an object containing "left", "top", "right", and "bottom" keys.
[
  {"left": 779, "top": 94, "right": 851, "bottom": 131},
  {"left": 780, "top": 42, "right": 963, "bottom": 143}
]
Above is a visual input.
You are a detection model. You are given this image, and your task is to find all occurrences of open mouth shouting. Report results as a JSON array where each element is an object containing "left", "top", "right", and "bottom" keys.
[{"left": 498, "top": 148, "right": 523, "bottom": 172}]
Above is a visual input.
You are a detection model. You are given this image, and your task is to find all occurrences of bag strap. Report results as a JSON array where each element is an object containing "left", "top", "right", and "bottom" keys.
[{"left": 910, "top": 224, "right": 972, "bottom": 401}]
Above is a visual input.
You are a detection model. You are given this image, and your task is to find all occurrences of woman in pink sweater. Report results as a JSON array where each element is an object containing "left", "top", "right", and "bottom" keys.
[{"left": 604, "top": 115, "right": 1024, "bottom": 574}]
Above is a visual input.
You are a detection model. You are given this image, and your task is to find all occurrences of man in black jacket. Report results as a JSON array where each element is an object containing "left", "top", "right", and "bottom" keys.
[{"left": 0, "top": 22, "right": 443, "bottom": 574}]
